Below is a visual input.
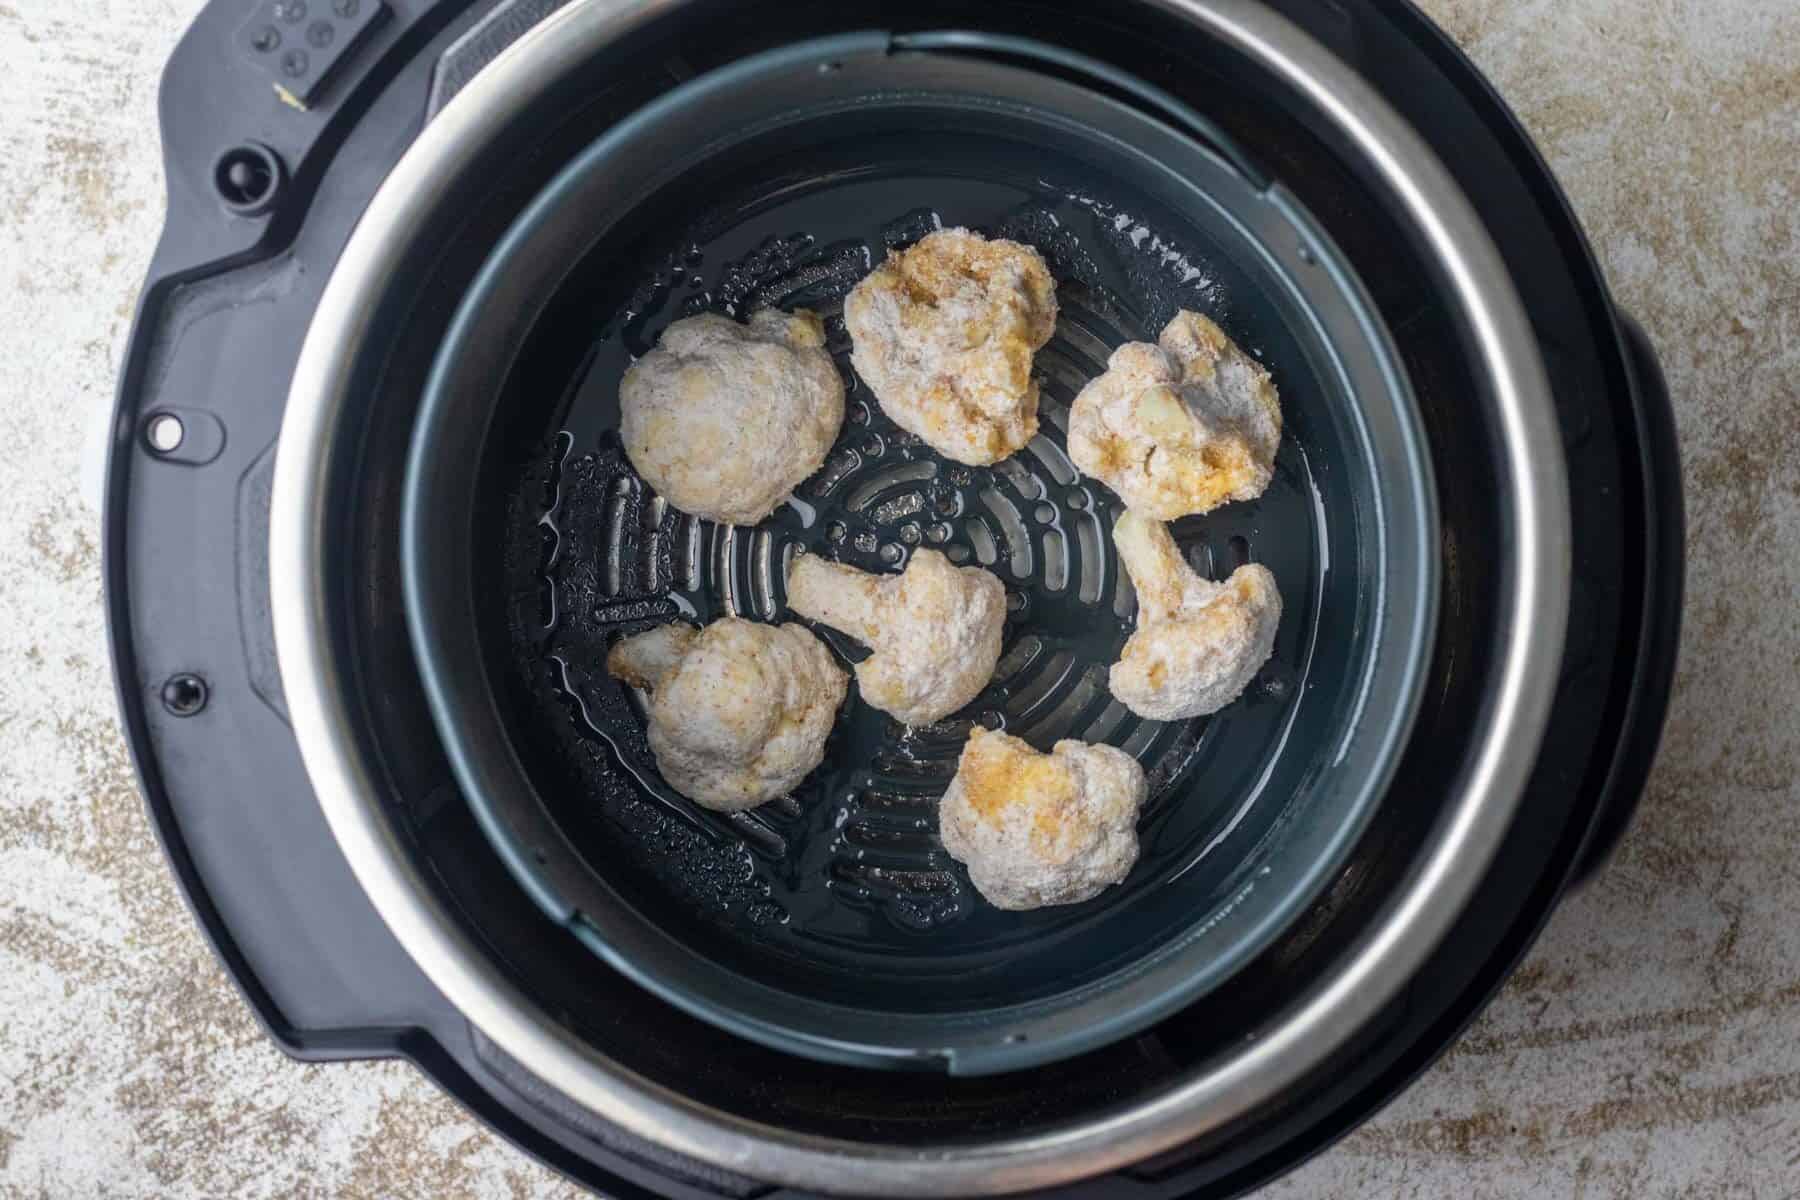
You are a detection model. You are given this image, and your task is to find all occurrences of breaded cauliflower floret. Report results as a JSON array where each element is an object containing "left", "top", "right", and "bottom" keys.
[
  {"left": 784, "top": 549, "right": 1005, "bottom": 728},
  {"left": 1108, "top": 511, "right": 1281, "bottom": 721},
  {"left": 845, "top": 228, "right": 1058, "bottom": 466},
  {"left": 1068, "top": 310, "right": 1280, "bottom": 519},
  {"left": 938, "top": 728, "right": 1146, "bottom": 911},
  {"left": 605, "top": 618, "right": 847, "bottom": 812},
  {"left": 619, "top": 308, "right": 845, "bottom": 525}
]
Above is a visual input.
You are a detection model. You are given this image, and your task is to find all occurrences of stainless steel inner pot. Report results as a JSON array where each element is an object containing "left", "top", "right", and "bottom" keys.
[{"left": 270, "top": 0, "right": 1568, "bottom": 1192}]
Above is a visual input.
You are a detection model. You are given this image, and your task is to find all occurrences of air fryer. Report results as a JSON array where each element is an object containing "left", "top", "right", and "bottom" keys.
[{"left": 103, "top": 1, "right": 1681, "bottom": 1196}]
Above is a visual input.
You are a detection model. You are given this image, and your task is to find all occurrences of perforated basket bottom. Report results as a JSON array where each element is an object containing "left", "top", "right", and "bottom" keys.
[{"left": 494, "top": 161, "right": 1330, "bottom": 1010}]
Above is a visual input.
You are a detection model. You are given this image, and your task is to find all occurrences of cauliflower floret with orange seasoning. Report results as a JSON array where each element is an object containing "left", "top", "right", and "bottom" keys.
[
  {"left": 1108, "top": 510, "right": 1281, "bottom": 721},
  {"left": 784, "top": 549, "right": 1005, "bottom": 728},
  {"left": 606, "top": 618, "right": 847, "bottom": 813},
  {"left": 845, "top": 228, "right": 1058, "bottom": 466},
  {"left": 938, "top": 727, "right": 1146, "bottom": 911},
  {"left": 619, "top": 308, "right": 845, "bottom": 526},
  {"left": 1068, "top": 310, "right": 1280, "bottom": 519}
]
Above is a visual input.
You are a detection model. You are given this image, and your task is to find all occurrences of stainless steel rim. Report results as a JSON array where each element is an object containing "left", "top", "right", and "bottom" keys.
[{"left": 269, "top": 0, "right": 1570, "bottom": 1193}]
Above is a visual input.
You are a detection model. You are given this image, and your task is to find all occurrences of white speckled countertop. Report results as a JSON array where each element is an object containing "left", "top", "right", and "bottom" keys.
[{"left": 2, "top": 0, "right": 1796, "bottom": 1195}]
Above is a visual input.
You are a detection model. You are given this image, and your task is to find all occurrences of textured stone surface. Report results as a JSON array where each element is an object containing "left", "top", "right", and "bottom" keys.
[{"left": 0, "top": 0, "right": 1794, "bottom": 1196}]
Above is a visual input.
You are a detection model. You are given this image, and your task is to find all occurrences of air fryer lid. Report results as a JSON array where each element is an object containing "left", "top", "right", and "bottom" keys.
[
  {"left": 270, "top": 0, "right": 1569, "bottom": 1191},
  {"left": 402, "top": 31, "right": 1436, "bottom": 1075}
]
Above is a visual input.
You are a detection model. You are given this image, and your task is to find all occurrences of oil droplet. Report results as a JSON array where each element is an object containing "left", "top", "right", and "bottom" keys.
[{"left": 784, "top": 494, "right": 818, "bottom": 528}]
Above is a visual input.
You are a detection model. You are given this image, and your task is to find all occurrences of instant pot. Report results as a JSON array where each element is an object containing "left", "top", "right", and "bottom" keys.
[{"left": 103, "top": 0, "right": 1682, "bottom": 1195}]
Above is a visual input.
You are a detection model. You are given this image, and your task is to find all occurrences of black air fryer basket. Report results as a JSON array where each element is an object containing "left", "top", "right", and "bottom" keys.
[
  {"left": 401, "top": 29, "right": 1439, "bottom": 1075},
  {"left": 104, "top": 0, "right": 1681, "bottom": 1196}
]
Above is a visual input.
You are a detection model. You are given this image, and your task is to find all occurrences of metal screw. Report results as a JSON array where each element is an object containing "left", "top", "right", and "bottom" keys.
[
  {"left": 306, "top": 20, "right": 334, "bottom": 47},
  {"left": 281, "top": 48, "right": 309, "bottom": 76},
  {"left": 161, "top": 674, "right": 209, "bottom": 718},
  {"left": 275, "top": 0, "right": 306, "bottom": 22},
  {"left": 332, "top": 0, "right": 359, "bottom": 15},
  {"left": 249, "top": 25, "right": 280, "bottom": 52}
]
